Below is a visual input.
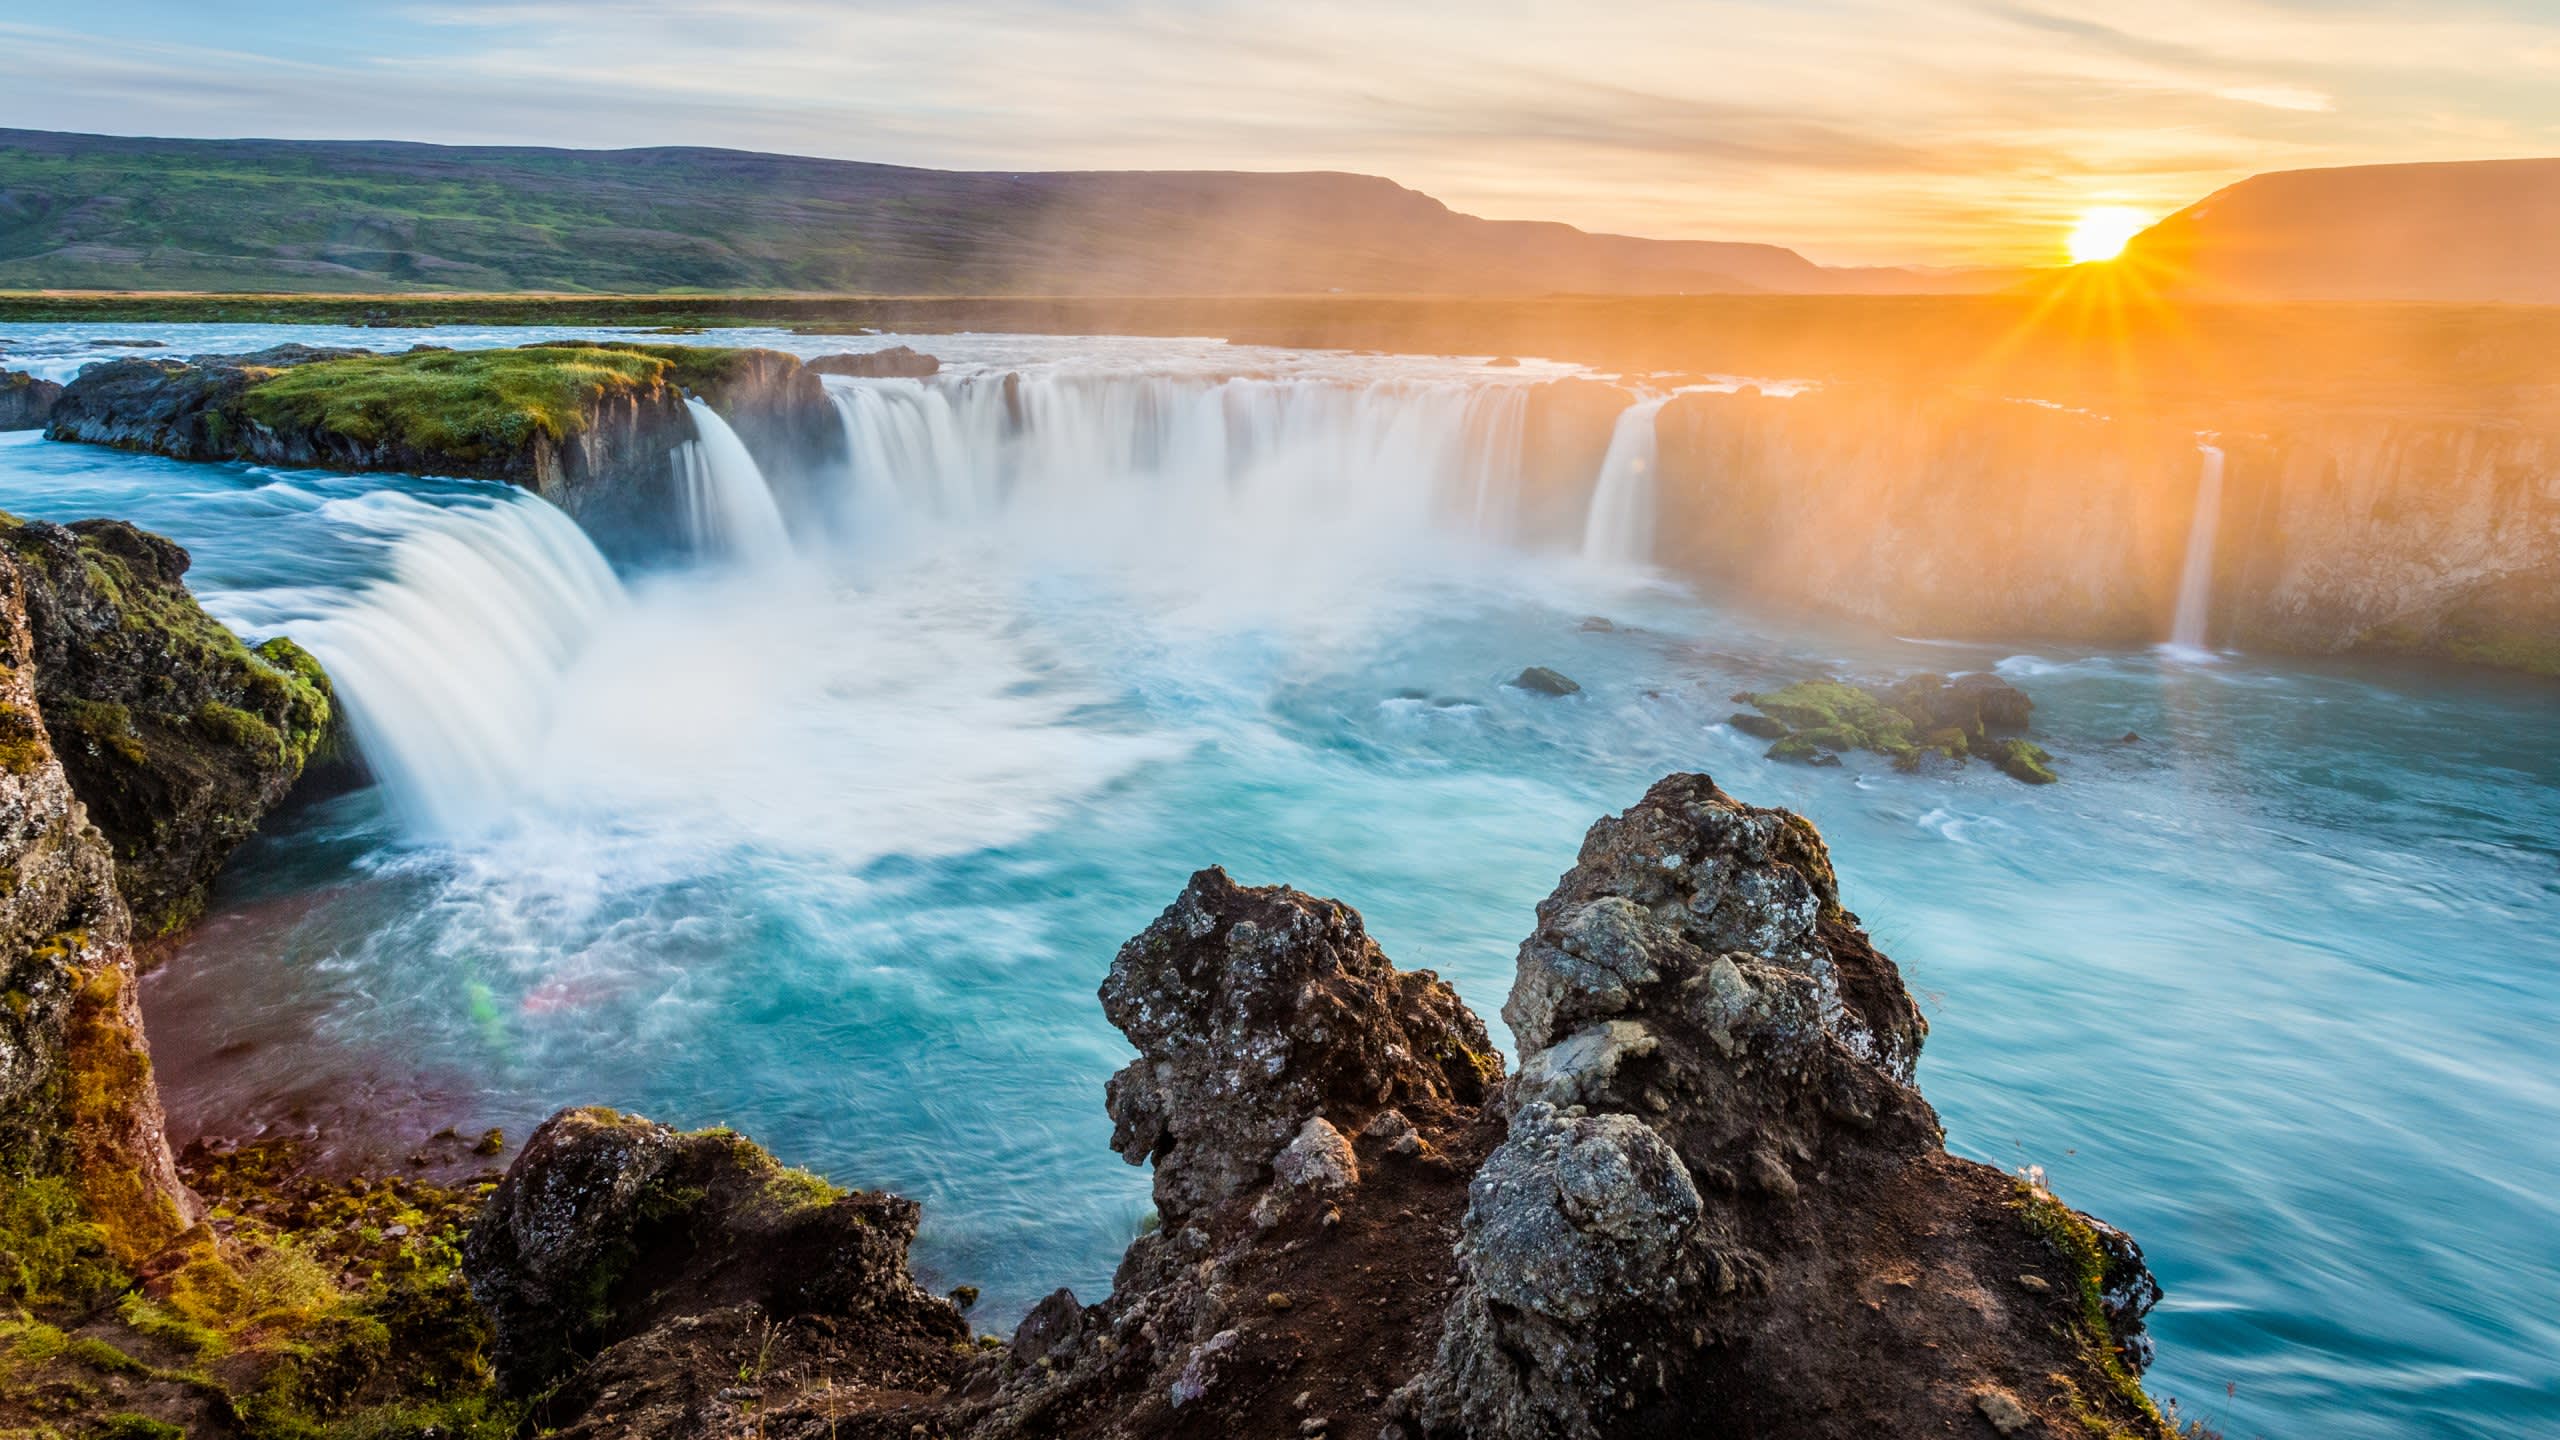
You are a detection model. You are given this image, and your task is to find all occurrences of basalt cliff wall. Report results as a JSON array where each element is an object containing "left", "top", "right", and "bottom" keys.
[{"left": 1513, "top": 379, "right": 2560, "bottom": 674}]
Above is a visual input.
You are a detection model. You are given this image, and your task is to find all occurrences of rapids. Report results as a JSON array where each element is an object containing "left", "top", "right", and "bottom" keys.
[{"left": 0, "top": 323, "right": 2553, "bottom": 1440}]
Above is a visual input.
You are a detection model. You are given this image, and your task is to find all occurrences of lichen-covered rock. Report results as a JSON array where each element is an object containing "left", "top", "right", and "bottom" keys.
[
  {"left": 0, "top": 551, "right": 193, "bottom": 1265},
  {"left": 1396, "top": 773, "right": 2170, "bottom": 1440},
  {"left": 3, "top": 514, "right": 332, "bottom": 937},
  {"left": 0, "top": 368, "right": 63, "bottom": 430},
  {"left": 462, "top": 1106, "right": 968, "bottom": 1403},
  {"left": 1101, "top": 866, "right": 1501, "bottom": 1225}
]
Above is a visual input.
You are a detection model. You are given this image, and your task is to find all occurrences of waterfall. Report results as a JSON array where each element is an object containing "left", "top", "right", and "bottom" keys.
[
  {"left": 819, "top": 373, "right": 1531, "bottom": 551},
  {"left": 2169, "top": 443, "right": 2226, "bottom": 652},
  {"left": 1579, "top": 396, "right": 1671, "bottom": 565},
  {"left": 673, "top": 399, "right": 793, "bottom": 564},
  {"left": 289, "top": 494, "right": 627, "bottom": 837}
]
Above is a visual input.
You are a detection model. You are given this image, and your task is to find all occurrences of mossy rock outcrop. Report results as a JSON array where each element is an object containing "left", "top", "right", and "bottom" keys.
[
  {"left": 3, "top": 514, "right": 331, "bottom": 938},
  {"left": 1741, "top": 671, "right": 2056, "bottom": 782},
  {"left": 46, "top": 343, "right": 846, "bottom": 549}
]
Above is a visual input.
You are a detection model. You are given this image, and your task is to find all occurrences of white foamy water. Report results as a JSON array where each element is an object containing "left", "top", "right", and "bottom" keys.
[
  {"left": 2167, "top": 442, "right": 2226, "bottom": 654},
  {"left": 674, "top": 398, "right": 794, "bottom": 565},
  {"left": 820, "top": 372, "right": 1534, "bottom": 565},
  {"left": 1579, "top": 395, "right": 1669, "bottom": 565},
  {"left": 284, "top": 493, "right": 627, "bottom": 836}
]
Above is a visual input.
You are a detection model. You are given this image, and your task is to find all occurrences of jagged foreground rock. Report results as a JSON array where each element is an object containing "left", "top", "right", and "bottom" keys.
[
  {"left": 472, "top": 777, "right": 2175, "bottom": 1440},
  {"left": 0, "top": 547, "right": 195, "bottom": 1263}
]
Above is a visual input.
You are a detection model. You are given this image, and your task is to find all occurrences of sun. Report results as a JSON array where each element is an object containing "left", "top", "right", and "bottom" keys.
[{"left": 2066, "top": 206, "right": 2151, "bottom": 264}]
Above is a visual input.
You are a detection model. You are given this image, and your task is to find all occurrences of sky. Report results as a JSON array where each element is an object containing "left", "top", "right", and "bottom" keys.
[{"left": 3, "top": 0, "right": 2556, "bottom": 266}]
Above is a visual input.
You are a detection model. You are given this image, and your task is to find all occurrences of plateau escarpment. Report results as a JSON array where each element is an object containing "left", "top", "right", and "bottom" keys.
[
  {"left": 459, "top": 783, "right": 2178, "bottom": 1440},
  {"left": 45, "top": 343, "right": 844, "bottom": 549}
]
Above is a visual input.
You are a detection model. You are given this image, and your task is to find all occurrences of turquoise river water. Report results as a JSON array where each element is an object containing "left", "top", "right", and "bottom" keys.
[{"left": 1, "top": 323, "right": 2553, "bottom": 1440}]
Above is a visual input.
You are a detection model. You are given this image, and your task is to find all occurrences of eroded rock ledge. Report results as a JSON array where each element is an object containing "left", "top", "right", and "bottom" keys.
[
  {"left": 43, "top": 343, "right": 844, "bottom": 547},
  {"left": 461, "top": 780, "right": 2179, "bottom": 1440}
]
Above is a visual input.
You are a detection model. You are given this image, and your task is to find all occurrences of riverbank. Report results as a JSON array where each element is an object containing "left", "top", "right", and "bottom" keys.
[{"left": 6, "top": 289, "right": 2559, "bottom": 419}]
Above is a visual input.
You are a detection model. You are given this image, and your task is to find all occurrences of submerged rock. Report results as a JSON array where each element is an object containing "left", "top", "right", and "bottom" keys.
[
  {"left": 0, "top": 368, "right": 63, "bottom": 430},
  {"left": 3, "top": 514, "right": 332, "bottom": 937},
  {"left": 1511, "top": 666, "right": 1583, "bottom": 696},
  {"left": 1742, "top": 671, "right": 2054, "bottom": 782},
  {"left": 810, "top": 345, "right": 942, "bottom": 378}
]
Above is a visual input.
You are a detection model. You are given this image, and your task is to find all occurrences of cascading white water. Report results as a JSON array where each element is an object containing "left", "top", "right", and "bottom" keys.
[
  {"left": 673, "top": 399, "right": 794, "bottom": 564},
  {"left": 288, "top": 494, "right": 627, "bottom": 836},
  {"left": 2169, "top": 443, "right": 2226, "bottom": 652},
  {"left": 1579, "top": 396, "right": 1671, "bottom": 566},
  {"left": 820, "top": 373, "right": 1532, "bottom": 552}
]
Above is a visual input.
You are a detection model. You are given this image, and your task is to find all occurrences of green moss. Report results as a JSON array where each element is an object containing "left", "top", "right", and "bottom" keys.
[
  {"left": 1747, "top": 682, "right": 1917, "bottom": 753},
  {"left": 238, "top": 344, "right": 753, "bottom": 461},
  {"left": 91, "top": 1413, "right": 185, "bottom": 1440},
  {"left": 1982, "top": 737, "right": 2059, "bottom": 785},
  {"left": 55, "top": 700, "right": 147, "bottom": 768},
  {"left": 2014, "top": 1183, "right": 2170, "bottom": 1435},
  {"left": 194, "top": 702, "right": 282, "bottom": 761},
  {"left": 60, "top": 1338, "right": 148, "bottom": 1378},
  {"left": 0, "top": 699, "right": 49, "bottom": 775}
]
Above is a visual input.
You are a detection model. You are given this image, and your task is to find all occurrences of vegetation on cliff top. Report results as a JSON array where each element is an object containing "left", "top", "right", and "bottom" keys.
[{"left": 236, "top": 343, "right": 762, "bottom": 463}]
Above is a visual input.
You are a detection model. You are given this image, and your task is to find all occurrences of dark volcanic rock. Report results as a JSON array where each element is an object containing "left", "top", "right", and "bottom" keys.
[
  {"left": 44, "top": 345, "right": 360, "bottom": 459},
  {"left": 810, "top": 345, "right": 941, "bottom": 378},
  {"left": 0, "top": 368, "right": 63, "bottom": 430},
  {"left": 4, "top": 514, "right": 331, "bottom": 938},
  {"left": 1511, "top": 666, "right": 1582, "bottom": 696},
  {"left": 1101, "top": 866, "right": 1503, "bottom": 1225},
  {"left": 945, "top": 866, "right": 1509, "bottom": 1440},
  {"left": 1393, "top": 774, "right": 2166, "bottom": 1440},
  {"left": 463, "top": 1106, "right": 969, "bottom": 1411}
]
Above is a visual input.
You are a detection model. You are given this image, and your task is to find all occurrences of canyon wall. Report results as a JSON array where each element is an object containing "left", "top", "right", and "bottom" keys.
[{"left": 1583, "top": 383, "right": 2560, "bottom": 672}]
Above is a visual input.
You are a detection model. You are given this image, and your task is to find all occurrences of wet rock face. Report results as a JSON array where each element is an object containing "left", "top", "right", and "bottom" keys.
[
  {"left": 5, "top": 515, "right": 332, "bottom": 938},
  {"left": 1101, "top": 865, "right": 1503, "bottom": 1224},
  {"left": 0, "top": 552, "right": 192, "bottom": 1258},
  {"left": 1399, "top": 773, "right": 2169, "bottom": 1440},
  {"left": 0, "top": 369, "right": 64, "bottom": 431},
  {"left": 463, "top": 1107, "right": 969, "bottom": 1406}
]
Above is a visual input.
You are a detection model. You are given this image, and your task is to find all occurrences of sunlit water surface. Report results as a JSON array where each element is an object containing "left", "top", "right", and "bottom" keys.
[{"left": 3, "top": 323, "right": 2554, "bottom": 1440}]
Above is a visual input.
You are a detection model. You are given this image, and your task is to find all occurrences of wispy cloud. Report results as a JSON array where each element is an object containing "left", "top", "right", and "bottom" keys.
[{"left": 1, "top": 1, "right": 2553, "bottom": 264}]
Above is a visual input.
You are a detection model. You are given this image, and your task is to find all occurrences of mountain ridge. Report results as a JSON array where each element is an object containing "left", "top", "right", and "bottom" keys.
[{"left": 0, "top": 127, "right": 1994, "bottom": 296}]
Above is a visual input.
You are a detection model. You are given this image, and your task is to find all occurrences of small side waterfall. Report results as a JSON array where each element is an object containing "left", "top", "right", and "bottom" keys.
[
  {"left": 673, "top": 399, "right": 793, "bottom": 564},
  {"left": 2169, "top": 443, "right": 2226, "bottom": 652},
  {"left": 289, "top": 495, "right": 627, "bottom": 837},
  {"left": 1580, "top": 396, "right": 1671, "bottom": 565}
]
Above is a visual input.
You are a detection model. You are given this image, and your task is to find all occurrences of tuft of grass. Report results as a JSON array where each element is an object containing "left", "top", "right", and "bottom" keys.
[{"left": 238, "top": 344, "right": 751, "bottom": 460}]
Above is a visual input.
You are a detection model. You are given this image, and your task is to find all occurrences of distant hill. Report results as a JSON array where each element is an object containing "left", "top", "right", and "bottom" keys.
[
  {"left": 0, "top": 128, "right": 1995, "bottom": 297},
  {"left": 2119, "top": 158, "right": 2560, "bottom": 304}
]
